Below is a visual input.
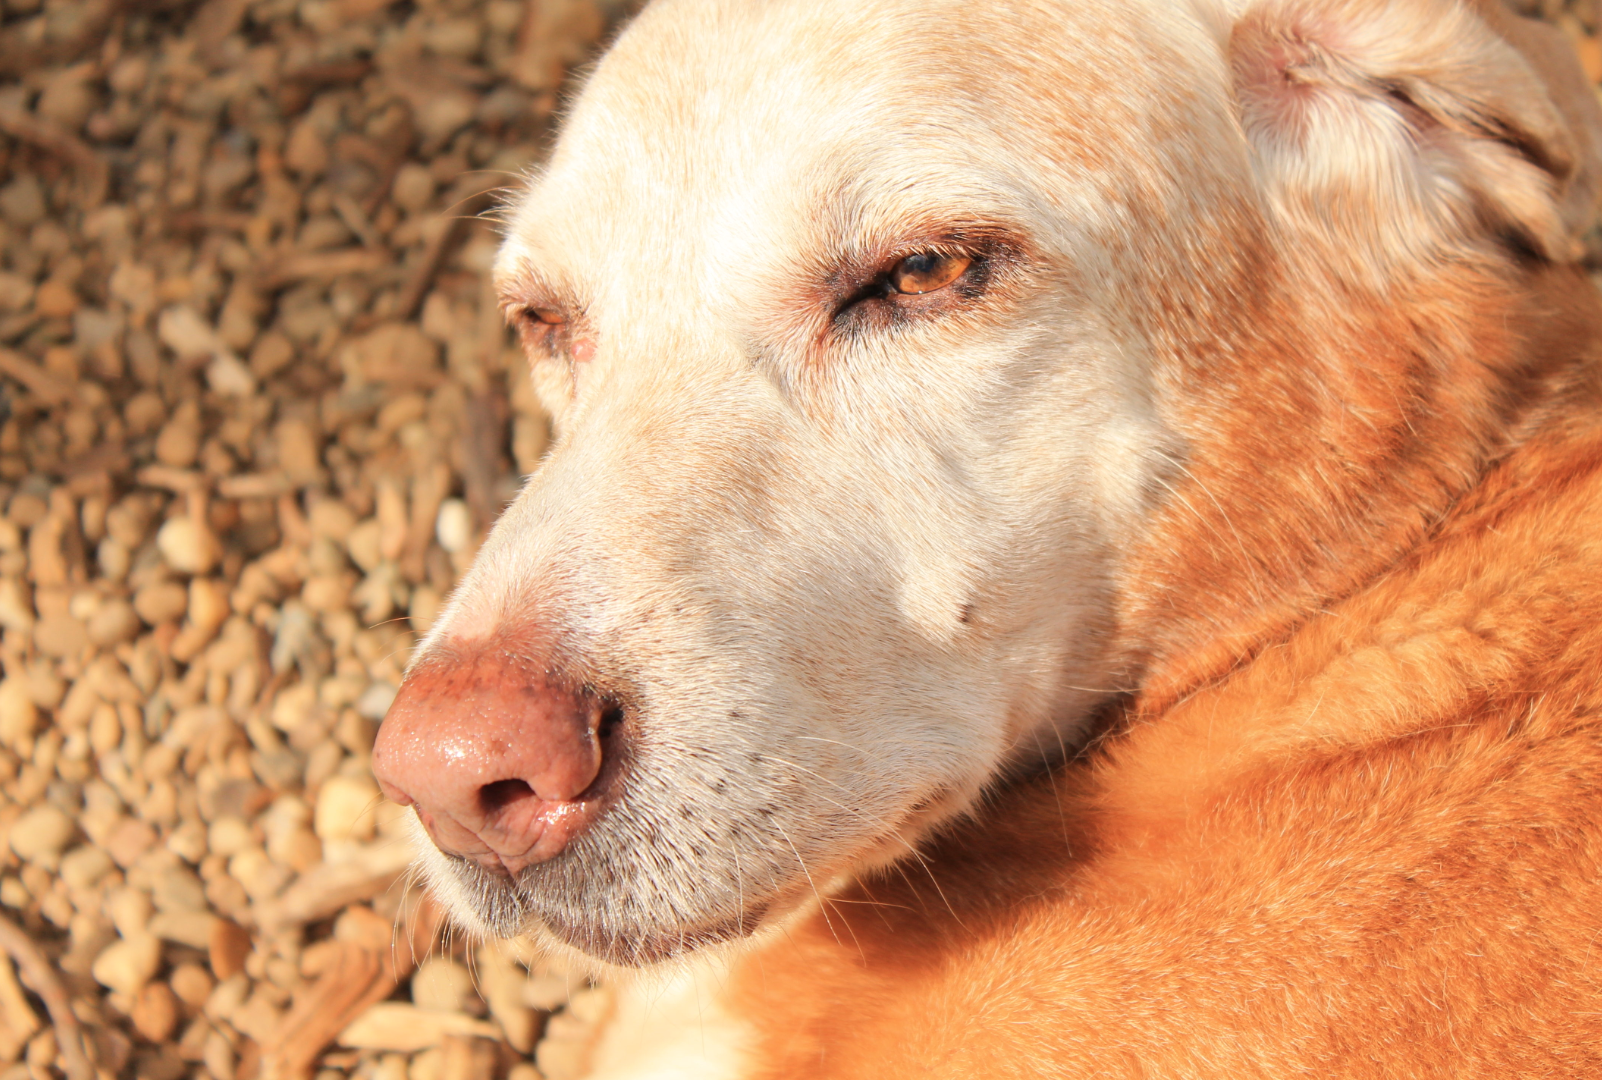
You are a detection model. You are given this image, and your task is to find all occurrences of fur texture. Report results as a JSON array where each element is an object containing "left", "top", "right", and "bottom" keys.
[{"left": 388, "top": 0, "right": 1602, "bottom": 1072}]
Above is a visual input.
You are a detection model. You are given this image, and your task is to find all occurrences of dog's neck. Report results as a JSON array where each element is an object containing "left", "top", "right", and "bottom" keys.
[{"left": 1117, "top": 251, "right": 1602, "bottom": 716}]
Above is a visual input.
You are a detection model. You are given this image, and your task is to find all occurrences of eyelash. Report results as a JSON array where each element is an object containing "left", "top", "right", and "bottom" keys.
[
  {"left": 512, "top": 309, "right": 570, "bottom": 355},
  {"left": 832, "top": 251, "right": 990, "bottom": 327}
]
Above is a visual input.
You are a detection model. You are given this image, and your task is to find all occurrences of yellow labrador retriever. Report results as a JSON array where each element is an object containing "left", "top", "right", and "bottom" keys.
[{"left": 373, "top": 0, "right": 1602, "bottom": 1074}]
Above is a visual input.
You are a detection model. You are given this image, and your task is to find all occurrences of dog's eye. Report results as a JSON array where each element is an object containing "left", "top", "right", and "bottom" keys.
[
  {"left": 889, "top": 252, "right": 972, "bottom": 295},
  {"left": 528, "top": 308, "right": 565, "bottom": 326}
]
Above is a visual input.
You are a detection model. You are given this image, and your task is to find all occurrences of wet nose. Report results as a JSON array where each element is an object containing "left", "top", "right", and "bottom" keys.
[{"left": 372, "top": 645, "right": 621, "bottom": 875}]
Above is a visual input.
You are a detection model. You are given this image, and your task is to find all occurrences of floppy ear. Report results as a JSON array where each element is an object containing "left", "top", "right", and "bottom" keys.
[{"left": 1230, "top": 0, "right": 1602, "bottom": 267}]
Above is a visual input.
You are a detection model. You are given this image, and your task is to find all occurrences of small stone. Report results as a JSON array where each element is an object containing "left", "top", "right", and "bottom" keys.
[
  {"left": 208, "top": 817, "right": 253, "bottom": 858},
  {"left": 169, "top": 963, "right": 215, "bottom": 1013},
  {"left": 37, "top": 71, "right": 98, "bottom": 131},
  {"left": 88, "top": 598, "right": 141, "bottom": 646},
  {"left": 377, "top": 393, "right": 428, "bottom": 435},
  {"left": 207, "top": 352, "right": 257, "bottom": 397},
  {"left": 0, "top": 580, "right": 32, "bottom": 634},
  {"left": 229, "top": 847, "right": 291, "bottom": 902},
  {"left": 0, "top": 176, "right": 44, "bottom": 226},
  {"left": 435, "top": 499, "right": 473, "bottom": 554},
  {"left": 124, "top": 392, "right": 167, "bottom": 438},
  {"left": 33, "top": 613, "right": 88, "bottom": 659},
  {"left": 338, "top": 1003, "right": 499, "bottom": 1052},
  {"left": 0, "top": 679, "right": 38, "bottom": 751},
  {"left": 34, "top": 280, "right": 79, "bottom": 319},
  {"left": 9, "top": 806, "right": 75, "bottom": 864},
  {"left": 89, "top": 703, "right": 122, "bottom": 755},
  {"left": 314, "top": 774, "right": 380, "bottom": 843},
  {"left": 157, "top": 517, "right": 222, "bottom": 575},
  {"left": 411, "top": 958, "right": 475, "bottom": 1013},
  {"left": 148, "top": 910, "right": 218, "bottom": 950},
  {"left": 410, "top": 585, "right": 443, "bottom": 634},
  {"left": 98, "top": 538, "right": 132, "bottom": 582},
  {"left": 131, "top": 982, "right": 180, "bottom": 1043},
  {"left": 0, "top": 271, "right": 32, "bottom": 312},
  {"left": 391, "top": 164, "right": 435, "bottom": 213},
  {"left": 107, "top": 887, "right": 153, "bottom": 938},
  {"left": 347, "top": 519, "right": 384, "bottom": 573},
  {"left": 536, "top": 1036, "right": 590, "bottom": 1080},
  {"left": 92, "top": 933, "right": 162, "bottom": 997},
  {"left": 355, "top": 682, "right": 397, "bottom": 722},
  {"left": 208, "top": 918, "right": 252, "bottom": 981},
  {"left": 155, "top": 401, "right": 203, "bottom": 468},
  {"left": 188, "top": 577, "right": 232, "bottom": 633},
  {"left": 275, "top": 417, "right": 322, "bottom": 485},
  {"left": 250, "top": 332, "right": 296, "bottom": 380},
  {"left": 157, "top": 307, "right": 220, "bottom": 366},
  {"left": 134, "top": 581, "right": 190, "bottom": 625},
  {"left": 103, "top": 818, "right": 156, "bottom": 868},
  {"left": 151, "top": 864, "right": 208, "bottom": 913},
  {"left": 309, "top": 500, "right": 358, "bottom": 544},
  {"left": 284, "top": 118, "right": 330, "bottom": 177},
  {"left": 59, "top": 846, "right": 113, "bottom": 890}
]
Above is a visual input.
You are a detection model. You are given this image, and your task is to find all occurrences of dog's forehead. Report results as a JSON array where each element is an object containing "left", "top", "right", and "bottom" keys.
[{"left": 497, "top": 0, "right": 1227, "bottom": 299}]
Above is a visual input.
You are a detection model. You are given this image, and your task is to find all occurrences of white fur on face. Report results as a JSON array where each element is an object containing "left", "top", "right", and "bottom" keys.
[{"left": 413, "top": 0, "right": 1249, "bottom": 965}]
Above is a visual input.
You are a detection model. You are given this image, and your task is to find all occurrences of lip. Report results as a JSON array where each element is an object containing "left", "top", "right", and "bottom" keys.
[
  {"left": 442, "top": 841, "right": 779, "bottom": 965},
  {"left": 538, "top": 900, "right": 772, "bottom": 967}
]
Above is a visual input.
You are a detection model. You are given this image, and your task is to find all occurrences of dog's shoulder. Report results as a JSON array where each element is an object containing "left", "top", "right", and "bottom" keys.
[{"left": 725, "top": 398, "right": 1602, "bottom": 1079}]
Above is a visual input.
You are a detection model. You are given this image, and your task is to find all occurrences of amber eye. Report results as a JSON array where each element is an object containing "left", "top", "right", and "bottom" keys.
[
  {"left": 528, "top": 308, "right": 565, "bottom": 326},
  {"left": 888, "top": 252, "right": 972, "bottom": 295}
]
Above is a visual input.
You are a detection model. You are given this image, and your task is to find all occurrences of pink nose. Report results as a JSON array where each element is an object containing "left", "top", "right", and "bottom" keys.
[{"left": 372, "top": 643, "right": 621, "bottom": 876}]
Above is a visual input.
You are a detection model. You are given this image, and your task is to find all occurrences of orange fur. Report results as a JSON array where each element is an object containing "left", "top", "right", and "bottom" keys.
[
  {"left": 730, "top": 271, "right": 1602, "bottom": 1075},
  {"left": 710, "top": 15, "right": 1602, "bottom": 1058}
]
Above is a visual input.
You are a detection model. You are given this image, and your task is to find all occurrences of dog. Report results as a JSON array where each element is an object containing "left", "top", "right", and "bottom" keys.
[{"left": 372, "top": 0, "right": 1602, "bottom": 1073}]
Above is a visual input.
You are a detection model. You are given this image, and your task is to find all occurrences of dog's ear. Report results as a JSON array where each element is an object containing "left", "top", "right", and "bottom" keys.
[{"left": 1230, "top": 0, "right": 1602, "bottom": 266}]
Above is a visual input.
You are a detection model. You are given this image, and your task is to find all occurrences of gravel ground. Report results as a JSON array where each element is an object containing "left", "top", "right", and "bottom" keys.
[
  {"left": 0, "top": 0, "right": 623, "bottom": 1075},
  {"left": 0, "top": 0, "right": 1596, "bottom": 1079}
]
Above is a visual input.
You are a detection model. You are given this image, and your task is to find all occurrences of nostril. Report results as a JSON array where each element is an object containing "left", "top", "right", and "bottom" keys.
[
  {"left": 598, "top": 703, "right": 625, "bottom": 741},
  {"left": 480, "top": 778, "right": 536, "bottom": 815}
]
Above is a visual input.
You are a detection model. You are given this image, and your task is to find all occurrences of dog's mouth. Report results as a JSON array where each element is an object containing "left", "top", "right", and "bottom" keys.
[{"left": 444, "top": 852, "right": 774, "bottom": 966}]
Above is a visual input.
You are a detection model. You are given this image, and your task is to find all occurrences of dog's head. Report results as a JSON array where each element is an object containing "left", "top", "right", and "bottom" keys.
[{"left": 372, "top": 0, "right": 1601, "bottom": 965}]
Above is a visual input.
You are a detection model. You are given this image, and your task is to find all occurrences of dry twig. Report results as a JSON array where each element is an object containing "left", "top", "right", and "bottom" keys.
[{"left": 0, "top": 915, "right": 94, "bottom": 1080}]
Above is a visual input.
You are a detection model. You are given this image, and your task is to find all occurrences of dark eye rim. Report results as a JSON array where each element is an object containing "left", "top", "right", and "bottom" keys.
[
  {"left": 829, "top": 243, "right": 997, "bottom": 330},
  {"left": 507, "top": 303, "right": 578, "bottom": 355}
]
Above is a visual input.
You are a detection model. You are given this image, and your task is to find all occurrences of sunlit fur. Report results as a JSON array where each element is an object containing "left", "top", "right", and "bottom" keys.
[{"left": 399, "top": 0, "right": 1602, "bottom": 1073}]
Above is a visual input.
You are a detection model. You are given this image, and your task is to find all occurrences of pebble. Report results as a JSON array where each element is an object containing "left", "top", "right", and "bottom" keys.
[
  {"left": 314, "top": 774, "right": 381, "bottom": 844},
  {"left": 158, "top": 307, "right": 223, "bottom": 366},
  {"left": 92, "top": 933, "right": 163, "bottom": 998},
  {"left": 209, "top": 920, "right": 253, "bottom": 982},
  {"left": 410, "top": 958, "right": 476, "bottom": 1014},
  {"left": 58, "top": 846, "right": 114, "bottom": 890},
  {"left": 157, "top": 516, "right": 223, "bottom": 576},
  {"left": 339, "top": 1004, "right": 499, "bottom": 1052},
  {"left": 0, "top": 0, "right": 625, "bottom": 1071},
  {"left": 392, "top": 165, "right": 436, "bottom": 213},
  {"left": 87, "top": 598, "right": 142, "bottom": 646},
  {"left": 356, "top": 681, "right": 398, "bottom": 721},
  {"left": 0, "top": 679, "right": 38, "bottom": 752},
  {"left": 155, "top": 402, "right": 204, "bottom": 469},
  {"left": 132, "top": 982, "right": 181, "bottom": 1043},
  {"left": 169, "top": 964, "right": 215, "bottom": 1014},
  {"left": 435, "top": 499, "right": 473, "bottom": 554},
  {"left": 277, "top": 418, "right": 324, "bottom": 485},
  {"left": 9, "top": 805, "right": 76, "bottom": 864},
  {"left": 134, "top": 582, "right": 191, "bottom": 626}
]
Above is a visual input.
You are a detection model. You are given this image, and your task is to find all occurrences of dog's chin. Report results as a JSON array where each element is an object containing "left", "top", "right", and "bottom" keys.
[
  {"left": 538, "top": 903, "right": 772, "bottom": 967},
  {"left": 443, "top": 855, "right": 772, "bottom": 968}
]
